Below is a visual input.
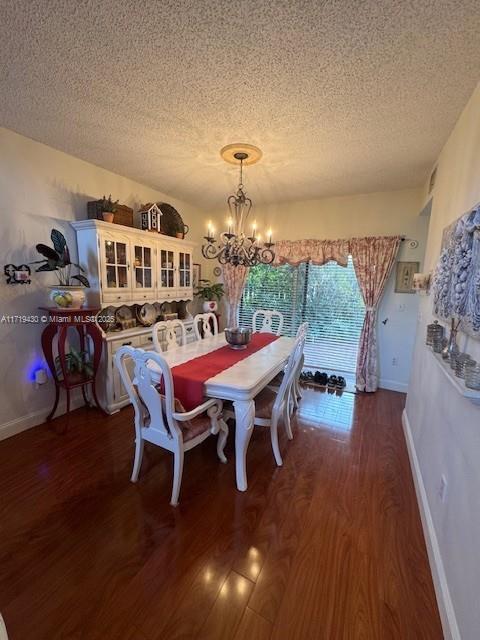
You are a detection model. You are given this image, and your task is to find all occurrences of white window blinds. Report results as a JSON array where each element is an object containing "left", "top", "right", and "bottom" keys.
[{"left": 239, "top": 257, "right": 365, "bottom": 373}]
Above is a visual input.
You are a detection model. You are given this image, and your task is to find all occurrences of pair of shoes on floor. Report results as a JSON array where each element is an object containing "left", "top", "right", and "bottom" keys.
[
  {"left": 300, "top": 371, "right": 347, "bottom": 390},
  {"left": 313, "top": 371, "right": 329, "bottom": 386},
  {"left": 327, "top": 375, "right": 346, "bottom": 389},
  {"left": 300, "top": 370, "right": 314, "bottom": 382}
]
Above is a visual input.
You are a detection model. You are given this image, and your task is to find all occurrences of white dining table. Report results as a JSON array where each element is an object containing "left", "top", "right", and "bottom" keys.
[{"left": 148, "top": 333, "right": 295, "bottom": 491}]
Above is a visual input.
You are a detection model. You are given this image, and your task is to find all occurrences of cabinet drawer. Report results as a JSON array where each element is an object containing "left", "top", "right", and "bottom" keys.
[
  {"left": 110, "top": 335, "right": 143, "bottom": 353},
  {"left": 102, "top": 291, "right": 132, "bottom": 304},
  {"left": 138, "top": 334, "right": 155, "bottom": 350},
  {"left": 158, "top": 289, "right": 177, "bottom": 300},
  {"left": 133, "top": 291, "right": 156, "bottom": 302}
]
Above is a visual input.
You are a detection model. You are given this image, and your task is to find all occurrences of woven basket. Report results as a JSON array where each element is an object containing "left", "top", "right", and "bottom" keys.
[{"left": 158, "top": 202, "right": 187, "bottom": 238}]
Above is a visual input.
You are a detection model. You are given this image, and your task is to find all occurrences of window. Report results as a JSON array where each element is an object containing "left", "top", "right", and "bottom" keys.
[{"left": 239, "top": 257, "right": 365, "bottom": 373}]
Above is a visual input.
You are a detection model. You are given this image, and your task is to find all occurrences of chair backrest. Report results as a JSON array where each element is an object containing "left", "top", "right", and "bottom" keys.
[
  {"left": 296, "top": 321, "right": 309, "bottom": 338},
  {"left": 252, "top": 309, "right": 284, "bottom": 336},
  {"left": 272, "top": 333, "right": 305, "bottom": 416},
  {"left": 114, "top": 346, "right": 181, "bottom": 443},
  {"left": 193, "top": 312, "right": 218, "bottom": 340},
  {"left": 152, "top": 319, "right": 187, "bottom": 352}
]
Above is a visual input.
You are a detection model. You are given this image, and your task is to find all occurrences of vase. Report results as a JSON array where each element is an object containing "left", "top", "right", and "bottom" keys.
[
  {"left": 48, "top": 285, "right": 86, "bottom": 309},
  {"left": 203, "top": 300, "right": 218, "bottom": 313},
  {"left": 102, "top": 212, "right": 114, "bottom": 223},
  {"left": 442, "top": 318, "right": 460, "bottom": 362}
]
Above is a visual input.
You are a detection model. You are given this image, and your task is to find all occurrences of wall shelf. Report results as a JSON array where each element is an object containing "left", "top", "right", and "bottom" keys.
[{"left": 429, "top": 348, "right": 480, "bottom": 406}]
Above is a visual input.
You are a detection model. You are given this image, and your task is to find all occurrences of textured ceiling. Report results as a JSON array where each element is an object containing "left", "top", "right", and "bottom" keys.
[{"left": 1, "top": 0, "right": 480, "bottom": 208}]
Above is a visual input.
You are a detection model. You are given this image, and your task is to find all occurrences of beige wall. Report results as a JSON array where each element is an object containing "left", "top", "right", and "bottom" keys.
[
  {"left": 216, "top": 188, "right": 425, "bottom": 242},
  {"left": 0, "top": 127, "right": 209, "bottom": 438},
  {"left": 406, "top": 82, "right": 480, "bottom": 639}
]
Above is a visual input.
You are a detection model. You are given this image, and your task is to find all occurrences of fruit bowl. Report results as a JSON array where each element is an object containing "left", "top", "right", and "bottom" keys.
[
  {"left": 224, "top": 327, "right": 252, "bottom": 350},
  {"left": 48, "top": 286, "right": 86, "bottom": 309}
]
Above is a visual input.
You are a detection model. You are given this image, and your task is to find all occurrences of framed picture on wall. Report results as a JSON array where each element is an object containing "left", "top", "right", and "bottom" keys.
[
  {"left": 192, "top": 263, "right": 201, "bottom": 289},
  {"left": 395, "top": 261, "right": 419, "bottom": 293}
]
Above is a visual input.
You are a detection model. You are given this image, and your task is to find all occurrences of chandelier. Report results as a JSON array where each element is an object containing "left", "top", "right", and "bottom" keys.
[{"left": 202, "top": 144, "right": 275, "bottom": 267}]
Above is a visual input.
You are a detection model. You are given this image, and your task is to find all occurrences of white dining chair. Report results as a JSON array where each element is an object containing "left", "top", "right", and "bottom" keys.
[
  {"left": 252, "top": 309, "right": 284, "bottom": 336},
  {"left": 152, "top": 319, "right": 187, "bottom": 353},
  {"left": 115, "top": 346, "right": 228, "bottom": 506},
  {"left": 291, "top": 322, "right": 308, "bottom": 410},
  {"left": 193, "top": 312, "right": 218, "bottom": 340},
  {"left": 271, "top": 322, "right": 308, "bottom": 413},
  {"left": 225, "top": 331, "right": 305, "bottom": 466},
  {"left": 256, "top": 334, "right": 305, "bottom": 465}
]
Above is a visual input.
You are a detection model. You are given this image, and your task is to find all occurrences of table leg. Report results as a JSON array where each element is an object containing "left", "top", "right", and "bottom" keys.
[{"left": 233, "top": 399, "right": 255, "bottom": 491}]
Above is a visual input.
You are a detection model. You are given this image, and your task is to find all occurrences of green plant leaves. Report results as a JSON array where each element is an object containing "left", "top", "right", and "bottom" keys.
[
  {"left": 36, "top": 243, "right": 59, "bottom": 261},
  {"left": 51, "top": 229, "right": 67, "bottom": 254},
  {"left": 36, "top": 262, "right": 56, "bottom": 272},
  {"left": 71, "top": 274, "right": 90, "bottom": 287}
]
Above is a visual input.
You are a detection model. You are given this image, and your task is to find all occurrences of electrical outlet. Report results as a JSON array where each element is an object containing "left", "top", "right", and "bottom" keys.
[
  {"left": 439, "top": 475, "right": 448, "bottom": 502},
  {"left": 392, "top": 357, "right": 398, "bottom": 366}
]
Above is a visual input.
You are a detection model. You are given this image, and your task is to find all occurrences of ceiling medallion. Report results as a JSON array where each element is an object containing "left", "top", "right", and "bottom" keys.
[{"left": 202, "top": 144, "right": 274, "bottom": 268}]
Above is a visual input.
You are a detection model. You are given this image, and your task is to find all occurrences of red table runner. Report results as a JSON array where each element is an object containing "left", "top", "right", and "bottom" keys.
[{"left": 171, "top": 333, "right": 279, "bottom": 410}]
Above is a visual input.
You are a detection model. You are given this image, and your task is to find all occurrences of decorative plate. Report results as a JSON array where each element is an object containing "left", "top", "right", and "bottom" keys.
[
  {"left": 213, "top": 266, "right": 222, "bottom": 277},
  {"left": 157, "top": 202, "right": 186, "bottom": 238},
  {"left": 97, "top": 306, "right": 117, "bottom": 332},
  {"left": 115, "top": 305, "right": 133, "bottom": 324},
  {"left": 153, "top": 301, "right": 164, "bottom": 318},
  {"left": 137, "top": 303, "right": 156, "bottom": 326}
]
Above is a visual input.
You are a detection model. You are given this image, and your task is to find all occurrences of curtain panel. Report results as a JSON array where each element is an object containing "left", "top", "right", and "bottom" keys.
[
  {"left": 350, "top": 236, "right": 401, "bottom": 392},
  {"left": 222, "top": 263, "right": 249, "bottom": 327}
]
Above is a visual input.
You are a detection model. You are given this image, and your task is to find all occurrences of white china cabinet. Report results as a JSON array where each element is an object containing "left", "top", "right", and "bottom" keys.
[
  {"left": 71, "top": 220, "right": 195, "bottom": 306},
  {"left": 70, "top": 219, "right": 197, "bottom": 412}
]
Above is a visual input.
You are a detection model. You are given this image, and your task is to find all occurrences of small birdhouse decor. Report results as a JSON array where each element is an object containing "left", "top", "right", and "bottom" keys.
[{"left": 139, "top": 203, "right": 162, "bottom": 233}]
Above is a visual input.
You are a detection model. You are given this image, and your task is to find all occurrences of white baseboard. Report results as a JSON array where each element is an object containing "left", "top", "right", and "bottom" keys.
[
  {"left": 0, "top": 394, "right": 85, "bottom": 442},
  {"left": 402, "top": 409, "right": 460, "bottom": 640},
  {"left": 379, "top": 378, "right": 408, "bottom": 393}
]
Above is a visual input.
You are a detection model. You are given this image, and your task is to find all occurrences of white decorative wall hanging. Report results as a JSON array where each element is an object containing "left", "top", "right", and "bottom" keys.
[{"left": 433, "top": 203, "right": 480, "bottom": 335}]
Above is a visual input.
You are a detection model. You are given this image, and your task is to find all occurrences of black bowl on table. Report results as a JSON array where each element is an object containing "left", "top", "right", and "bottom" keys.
[{"left": 224, "top": 327, "right": 252, "bottom": 350}]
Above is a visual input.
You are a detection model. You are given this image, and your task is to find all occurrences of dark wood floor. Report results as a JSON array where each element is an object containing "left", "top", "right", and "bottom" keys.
[{"left": 0, "top": 388, "right": 443, "bottom": 639}]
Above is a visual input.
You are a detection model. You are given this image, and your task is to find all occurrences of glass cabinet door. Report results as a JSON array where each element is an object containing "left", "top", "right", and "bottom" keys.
[
  {"left": 160, "top": 249, "right": 175, "bottom": 289},
  {"left": 104, "top": 238, "right": 129, "bottom": 290},
  {"left": 132, "top": 244, "right": 154, "bottom": 292},
  {"left": 178, "top": 251, "right": 192, "bottom": 288}
]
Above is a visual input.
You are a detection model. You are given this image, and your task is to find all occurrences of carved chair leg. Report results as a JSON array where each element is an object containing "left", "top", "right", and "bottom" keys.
[
  {"left": 284, "top": 402, "right": 293, "bottom": 441},
  {"left": 131, "top": 438, "right": 144, "bottom": 483},
  {"left": 171, "top": 449, "right": 184, "bottom": 506},
  {"left": 270, "top": 415, "right": 283, "bottom": 467},
  {"left": 217, "top": 419, "right": 229, "bottom": 464}
]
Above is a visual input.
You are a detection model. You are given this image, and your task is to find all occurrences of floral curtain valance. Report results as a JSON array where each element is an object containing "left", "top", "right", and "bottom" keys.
[
  {"left": 273, "top": 236, "right": 401, "bottom": 268},
  {"left": 273, "top": 239, "right": 350, "bottom": 267}
]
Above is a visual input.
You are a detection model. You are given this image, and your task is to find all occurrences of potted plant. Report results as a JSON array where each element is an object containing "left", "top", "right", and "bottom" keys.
[
  {"left": 100, "top": 194, "right": 118, "bottom": 223},
  {"left": 31, "top": 229, "right": 90, "bottom": 308},
  {"left": 195, "top": 279, "right": 224, "bottom": 312}
]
